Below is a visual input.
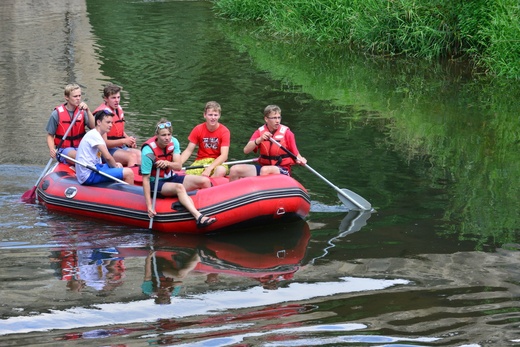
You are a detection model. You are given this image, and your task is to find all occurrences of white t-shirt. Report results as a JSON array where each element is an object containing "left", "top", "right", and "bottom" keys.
[{"left": 76, "top": 129, "right": 105, "bottom": 184}]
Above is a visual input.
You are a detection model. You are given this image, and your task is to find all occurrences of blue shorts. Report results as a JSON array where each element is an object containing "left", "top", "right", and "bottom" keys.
[
  {"left": 57, "top": 147, "right": 77, "bottom": 164},
  {"left": 151, "top": 174, "right": 186, "bottom": 196},
  {"left": 108, "top": 147, "right": 120, "bottom": 156},
  {"left": 83, "top": 163, "right": 124, "bottom": 185},
  {"left": 107, "top": 146, "right": 129, "bottom": 156},
  {"left": 254, "top": 164, "right": 290, "bottom": 176}
]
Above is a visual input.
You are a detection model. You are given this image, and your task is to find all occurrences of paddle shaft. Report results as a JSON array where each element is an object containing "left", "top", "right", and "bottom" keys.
[
  {"left": 31, "top": 158, "right": 54, "bottom": 193},
  {"left": 182, "top": 158, "right": 257, "bottom": 170},
  {"left": 149, "top": 168, "right": 160, "bottom": 229},
  {"left": 23, "top": 109, "right": 84, "bottom": 201},
  {"left": 268, "top": 137, "right": 371, "bottom": 211},
  {"left": 56, "top": 108, "right": 84, "bottom": 150},
  {"left": 59, "top": 153, "right": 128, "bottom": 185}
]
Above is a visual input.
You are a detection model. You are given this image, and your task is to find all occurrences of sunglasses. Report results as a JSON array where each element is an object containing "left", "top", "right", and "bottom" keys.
[
  {"left": 156, "top": 121, "right": 172, "bottom": 130},
  {"left": 94, "top": 108, "right": 113, "bottom": 121},
  {"left": 100, "top": 108, "right": 113, "bottom": 114}
]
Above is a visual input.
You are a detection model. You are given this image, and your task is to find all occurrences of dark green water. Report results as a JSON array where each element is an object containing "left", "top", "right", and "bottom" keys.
[{"left": 0, "top": 0, "right": 519, "bottom": 345}]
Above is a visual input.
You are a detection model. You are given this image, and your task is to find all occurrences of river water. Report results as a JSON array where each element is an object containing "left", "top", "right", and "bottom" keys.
[{"left": 1, "top": 0, "right": 519, "bottom": 346}]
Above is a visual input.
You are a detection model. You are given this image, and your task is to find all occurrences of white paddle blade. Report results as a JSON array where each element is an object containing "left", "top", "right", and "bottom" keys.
[{"left": 338, "top": 188, "right": 372, "bottom": 211}]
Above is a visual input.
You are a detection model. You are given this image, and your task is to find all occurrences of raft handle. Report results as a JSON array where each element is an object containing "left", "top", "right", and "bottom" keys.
[{"left": 276, "top": 208, "right": 286, "bottom": 215}]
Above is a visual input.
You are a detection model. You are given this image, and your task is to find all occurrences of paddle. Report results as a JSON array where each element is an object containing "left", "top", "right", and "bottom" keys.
[
  {"left": 268, "top": 137, "right": 372, "bottom": 211},
  {"left": 21, "top": 108, "right": 83, "bottom": 202},
  {"left": 149, "top": 168, "right": 160, "bottom": 229},
  {"left": 21, "top": 157, "right": 56, "bottom": 203},
  {"left": 182, "top": 158, "right": 257, "bottom": 171},
  {"left": 58, "top": 153, "right": 128, "bottom": 185}
]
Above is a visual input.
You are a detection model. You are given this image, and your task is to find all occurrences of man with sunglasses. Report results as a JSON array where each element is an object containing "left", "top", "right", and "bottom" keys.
[
  {"left": 75, "top": 109, "right": 135, "bottom": 185},
  {"left": 140, "top": 119, "right": 217, "bottom": 228},
  {"left": 229, "top": 105, "right": 306, "bottom": 181}
]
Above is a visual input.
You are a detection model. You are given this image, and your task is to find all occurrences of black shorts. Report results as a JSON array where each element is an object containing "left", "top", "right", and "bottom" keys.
[
  {"left": 151, "top": 174, "right": 186, "bottom": 196},
  {"left": 254, "top": 164, "right": 290, "bottom": 176}
]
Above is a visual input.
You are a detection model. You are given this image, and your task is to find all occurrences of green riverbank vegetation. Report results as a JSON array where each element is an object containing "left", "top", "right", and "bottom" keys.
[{"left": 213, "top": 0, "right": 520, "bottom": 79}]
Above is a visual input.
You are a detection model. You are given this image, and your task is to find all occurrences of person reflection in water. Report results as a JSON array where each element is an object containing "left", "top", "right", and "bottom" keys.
[
  {"left": 50, "top": 248, "right": 126, "bottom": 292},
  {"left": 66, "top": 277, "right": 87, "bottom": 292},
  {"left": 257, "top": 273, "right": 297, "bottom": 290},
  {"left": 142, "top": 250, "right": 200, "bottom": 304},
  {"left": 205, "top": 273, "right": 220, "bottom": 285}
]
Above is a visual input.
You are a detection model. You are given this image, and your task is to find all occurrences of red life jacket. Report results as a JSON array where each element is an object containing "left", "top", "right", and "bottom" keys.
[
  {"left": 54, "top": 104, "right": 86, "bottom": 148},
  {"left": 141, "top": 136, "right": 175, "bottom": 177},
  {"left": 94, "top": 104, "right": 125, "bottom": 140},
  {"left": 257, "top": 125, "right": 294, "bottom": 169}
]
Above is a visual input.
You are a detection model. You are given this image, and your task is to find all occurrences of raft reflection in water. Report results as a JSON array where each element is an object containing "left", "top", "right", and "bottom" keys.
[{"left": 50, "top": 220, "right": 311, "bottom": 303}]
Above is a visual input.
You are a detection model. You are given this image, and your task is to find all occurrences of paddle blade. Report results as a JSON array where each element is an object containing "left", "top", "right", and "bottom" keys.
[
  {"left": 338, "top": 188, "right": 372, "bottom": 211},
  {"left": 21, "top": 187, "right": 37, "bottom": 203}
]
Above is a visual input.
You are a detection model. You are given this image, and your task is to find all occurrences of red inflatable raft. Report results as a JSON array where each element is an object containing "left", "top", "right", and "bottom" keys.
[{"left": 36, "top": 163, "right": 311, "bottom": 234}]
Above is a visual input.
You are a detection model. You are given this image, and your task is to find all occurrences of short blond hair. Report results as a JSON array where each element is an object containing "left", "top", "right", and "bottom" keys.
[
  {"left": 64, "top": 83, "right": 81, "bottom": 97},
  {"left": 263, "top": 105, "right": 281, "bottom": 117},
  {"left": 204, "top": 101, "right": 221, "bottom": 114}
]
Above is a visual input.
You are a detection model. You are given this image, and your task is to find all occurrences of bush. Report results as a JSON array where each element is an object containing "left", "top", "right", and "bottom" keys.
[{"left": 213, "top": 0, "right": 520, "bottom": 79}]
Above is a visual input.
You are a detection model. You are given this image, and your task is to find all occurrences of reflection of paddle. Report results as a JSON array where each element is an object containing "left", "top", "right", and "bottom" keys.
[
  {"left": 311, "top": 209, "right": 373, "bottom": 264},
  {"left": 149, "top": 168, "right": 160, "bottom": 229},
  {"left": 268, "top": 137, "right": 371, "bottom": 211},
  {"left": 58, "top": 153, "right": 128, "bottom": 185},
  {"left": 338, "top": 209, "right": 373, "bottom": 233},
  {"left": 182, "top": 158, "right": 257, "bottom": 170},
  {"left": 22, "top": 108, "right": 83, "bottom": 202}
]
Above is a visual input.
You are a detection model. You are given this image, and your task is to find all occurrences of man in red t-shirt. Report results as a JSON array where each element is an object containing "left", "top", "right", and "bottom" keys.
[{"left": 181, "top": 101, "right": 231, "bottom": 177}]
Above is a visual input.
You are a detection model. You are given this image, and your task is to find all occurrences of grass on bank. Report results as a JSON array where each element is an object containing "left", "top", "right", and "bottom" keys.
[{"left": 213, "top": 0, "right": 520, "bottom": 79}]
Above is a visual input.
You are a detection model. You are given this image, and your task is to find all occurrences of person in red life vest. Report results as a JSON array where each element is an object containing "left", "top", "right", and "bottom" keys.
[
  {"left": 93, "top": 84, "right": 141, "bottom": 167},
  {"left": 45, "top": 83, "right": 95, "bottom": 163},
  {"left": 75, "top": 110, "right": 135, "bottom": 185},
  {"left": 229, "top": 105, "right": 306, "bottom": 181},
  {"left": 180, "top": 101, "right": 230, "bottom": 177},
  {"left": 141, "top": 118, "right": 217, "bottom": 228}
]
